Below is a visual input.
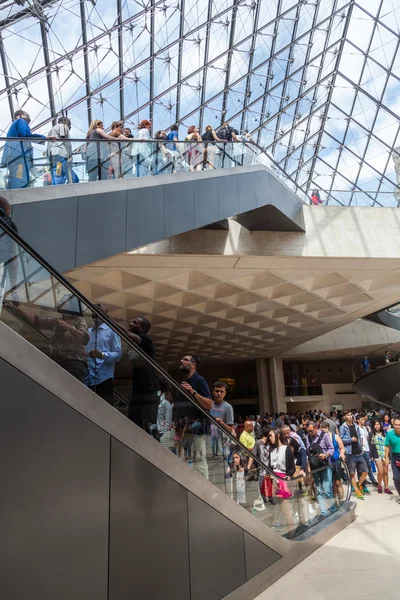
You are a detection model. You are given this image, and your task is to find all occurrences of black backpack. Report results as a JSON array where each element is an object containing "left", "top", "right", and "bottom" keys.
[{"left": 307, "top": 432, "right": 328, "bottom": 471}]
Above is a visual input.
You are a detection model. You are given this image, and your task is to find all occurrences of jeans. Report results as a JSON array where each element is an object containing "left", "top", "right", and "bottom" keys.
[
  {"left": 313, "top": 467, "right": 334, "bottom": 515},
  {"left": 212, "top": 436, "right": 220, "bottom": 455},
  {"left": 363, "top": 451, "right": 377, "bottom": 484},
  {"left": 51, "top": 155, "right": 79, "bottom": 185}
]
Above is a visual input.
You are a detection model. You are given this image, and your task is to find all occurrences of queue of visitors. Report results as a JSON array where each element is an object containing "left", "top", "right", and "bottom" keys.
[
  {"left": 1, "top": 109, "right": 255, "bottom": 188},
  {"left": 4, "top": 276, "right": 400, "bottom": 533}
]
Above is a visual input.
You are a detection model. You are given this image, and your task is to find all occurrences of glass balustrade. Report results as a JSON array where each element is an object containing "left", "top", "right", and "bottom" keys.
[
  {"left": 0, "top": 136, "right": 309, "bottom": 202},
  {"left": 0, "top": 219, "right": 352, "bottom": 540}
]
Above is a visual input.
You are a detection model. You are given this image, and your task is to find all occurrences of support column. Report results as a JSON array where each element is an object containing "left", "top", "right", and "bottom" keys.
[
  {"left": 256, "top": 358, "right": 272, "bottom": 415},
  {"left": 268, "top": 357, "right": 286, "bottom": 416}
]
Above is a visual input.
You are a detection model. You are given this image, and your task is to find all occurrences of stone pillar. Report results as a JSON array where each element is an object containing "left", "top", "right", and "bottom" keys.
[
  {"left": 256, "top": 358, "right": 272, "bottom": 415},
  {"left": 268, "top": 357, "right": 286, "bottom": 416}
]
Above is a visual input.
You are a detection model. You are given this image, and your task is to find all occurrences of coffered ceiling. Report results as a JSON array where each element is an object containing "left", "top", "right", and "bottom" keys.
[{"left": 67, "top": 253, "right": 400, "bottom": 364}]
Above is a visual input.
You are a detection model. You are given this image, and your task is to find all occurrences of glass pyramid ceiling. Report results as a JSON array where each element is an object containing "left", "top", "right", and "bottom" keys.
[{"left": 0, "top": 0, "right": 399, "bottom": 206}]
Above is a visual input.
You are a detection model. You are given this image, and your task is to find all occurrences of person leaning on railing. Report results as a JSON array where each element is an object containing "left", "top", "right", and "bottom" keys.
[
  {"left": 47, "top": 117, "right": 79, "bottom": 185},
  {"left": 84, "top": 119, "right": 114, "bottom": 182},
  {"left": 201, "top": 125, "right": 224, "bottom": 170},
  {"left": 1, "top": 109, "right": 55, "bottom": 190}
]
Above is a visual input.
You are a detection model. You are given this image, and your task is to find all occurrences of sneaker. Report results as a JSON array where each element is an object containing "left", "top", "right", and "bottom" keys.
[
  {"left": 268, "top": 497, "right": 276, "bottom": 505},
  {"left": 355, "top": 489, "right": 364, "bottom": 500},
  {"left": 356, "top": 484, "right": 364, "bottom": 495},
  {"left": 385, "top": 488, "right": 393, "bottom": 495},
  {"left": 378, "top": 486, "right": 383, "bottom": 494},
  {"left": 362, "top": 485, "right": 371, "bottom": 494},
  {"left": 372, "top": 481, "right": 379, "bottom": 487}
]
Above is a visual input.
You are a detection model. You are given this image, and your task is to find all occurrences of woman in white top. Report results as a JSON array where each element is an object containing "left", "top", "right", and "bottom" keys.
[
  {"left": 268, "top": 429, "right": 296, "bottom": 530},
  {"left": 132, "top": 120, "right": 153, "bottom": 177},
  {"left": 185, "top": 125, "right": 202, "bottom": 172}
]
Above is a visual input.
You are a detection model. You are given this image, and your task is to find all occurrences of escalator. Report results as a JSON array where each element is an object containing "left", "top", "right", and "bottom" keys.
[
  {"left": 353, "top": 307, "right": 400, "bottom": 410},
  {"left": 0, "top": 220, "right": 355, "bottom": 600}
]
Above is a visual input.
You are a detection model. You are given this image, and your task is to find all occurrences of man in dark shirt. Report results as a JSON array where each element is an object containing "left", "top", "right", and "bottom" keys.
[
  {"left": 180, "top": 353, "right": 212, "bottom": 410},
  {"left": 117, "top": 316, "right": 160, "bottom": 428},
  {"left": 180, "top": 353, "right": 211, "bottom": 479}
]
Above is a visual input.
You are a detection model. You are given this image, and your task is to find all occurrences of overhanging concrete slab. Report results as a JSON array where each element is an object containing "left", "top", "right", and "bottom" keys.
[{"left": 3, "top": 165, "right": 304, "bottom": 273}]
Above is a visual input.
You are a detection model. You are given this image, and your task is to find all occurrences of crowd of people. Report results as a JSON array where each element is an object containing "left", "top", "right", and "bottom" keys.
[{"left": 1, "top": 109, "right": 256, "bottom": 189}]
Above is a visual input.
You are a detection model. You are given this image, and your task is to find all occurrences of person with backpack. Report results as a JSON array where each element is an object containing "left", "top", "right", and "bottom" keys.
[
  {"left": 47, "top": 117, "right": 79, "bottom": 185},
  {"left": 215, "top": 121, "right": 238, "bottom": 168},
  {"left": 306, "top": 421, "right": 335, "bottom": 517},
  {"left": 340, "top": 410, "right": 369, "bottom": 500}
]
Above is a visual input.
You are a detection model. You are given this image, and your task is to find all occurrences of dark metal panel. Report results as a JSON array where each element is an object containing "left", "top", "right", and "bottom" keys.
[
  {"left": 194, "top": 176, "right": 219, "bottom": 228},
  {"left": 76, "top": 191, "right": 127, "bottom": 267},
  {"left": 188, "top": 492, "right": 246, "bottom": 600},
  {"left": 244, "top": 532, "right": 281, "bottom": 581},
  {"left": 126, "top": 185, "right": 165, "bottom": 249},
  {"left": 12, "top": 197, "right": 78, "bottom": 273},
  {"left": 237, "top": 172, "right": 257, "bottom": 214},
  {"left": 218, "top": 174, "right": 239, "bottom": 220},
  {"left": 0, "top": 357, "right": 110, "bottom": 600},
  {"left": 164, "top": 181, "right": 195, "bottom": 239},
  {"left": 109, "top": 438, "right": 190, "bottom": 600}
]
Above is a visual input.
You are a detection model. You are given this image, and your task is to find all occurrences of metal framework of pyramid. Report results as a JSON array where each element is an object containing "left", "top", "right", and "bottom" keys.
[{"left": 1, "top": 0, "right": 400, "bottom": 206}]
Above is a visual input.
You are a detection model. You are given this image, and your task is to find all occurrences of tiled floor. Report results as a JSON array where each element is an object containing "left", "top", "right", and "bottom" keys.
[{"left": 255, "top": 485, "right": 400, "bottom": 600}]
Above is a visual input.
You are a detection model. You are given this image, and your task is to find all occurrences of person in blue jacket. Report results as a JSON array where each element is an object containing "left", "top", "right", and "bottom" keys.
[{"left": 2, "top": 110, "right": 49, "bottom": 189}]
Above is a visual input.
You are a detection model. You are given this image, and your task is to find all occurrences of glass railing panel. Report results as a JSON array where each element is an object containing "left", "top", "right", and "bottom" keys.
[
  {"left": 0, "top": 220, "right": 352, "bottom": 540},
  {"left": 0, "top": 136, "right": 307, "bottom": 204}
]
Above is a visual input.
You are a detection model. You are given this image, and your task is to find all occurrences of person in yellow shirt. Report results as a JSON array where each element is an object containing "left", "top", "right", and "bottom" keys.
[{"left": 239, "top": 420, "right": 255, "bottom": 450}]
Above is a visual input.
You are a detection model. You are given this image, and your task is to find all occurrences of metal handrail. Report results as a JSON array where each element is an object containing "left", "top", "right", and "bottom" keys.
[
  {"left": 0, "top": 135, "right": 309, "bottom": 204},
  {"left": 0, "top": 218, "right": 283, "bottom": 482},
  {"left": 350, "top": 343, "right": 393, "bottom": 381}
]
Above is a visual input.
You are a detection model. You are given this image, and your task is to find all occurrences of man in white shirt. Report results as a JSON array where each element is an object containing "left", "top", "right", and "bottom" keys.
[{"left": 357, "top": 415, "right": 378, "bottom": 488}]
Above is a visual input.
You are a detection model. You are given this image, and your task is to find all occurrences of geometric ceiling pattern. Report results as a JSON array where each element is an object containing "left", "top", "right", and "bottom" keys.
[
  {"left": 67, "top": 257, "right": 400, "bottom": 363},
  {"left": 1, "top": 1, "right": 400, "bottom": 206}
]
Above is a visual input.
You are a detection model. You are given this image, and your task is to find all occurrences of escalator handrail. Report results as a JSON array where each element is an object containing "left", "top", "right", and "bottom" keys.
[
  {"left": 0, "top": 219, "right": 287, "bottom": 483},
  {"left": 0, "top": 221, "right": 353, "bottom": 494}
]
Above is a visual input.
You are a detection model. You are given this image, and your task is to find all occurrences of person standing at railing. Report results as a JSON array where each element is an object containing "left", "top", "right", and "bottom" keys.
[
  {"left": 184, "top": 126, "right": 202, "bottom": 172},
  {"left": 384, "top": 349, "right": 392, "bottom": 364},
  {"left": 310, "top": 189, "right": 323, "bottom": 205},
  {"left": 131, "top": 120, "right": 153, "bottom": 177},
  {"left": 1, "top": 110, "right": 52, "bottom": 189},
  {"left": 108, "top": 121, "right": 130, "bottom": 179},
  {"left": 122, "top": 128, "right": 134, "bottom": 178},
  {"left": 153, "top": 130, "right": 168, "bottom": 175},
  {"left": 85, "top": 119, "right": 114, "bottom": 181},
  {"left": 201, "top": 125, "right": 223, "bottom": 169},
  {"left": 47, "top": 117, "right": 79, "bottom": 185},
  {"left": 215, "top": 121, "right": 238, "bottom": 168},
  {"left": 361, "top": 355, "right": 371, "bottom": 375},
  {"left": 85, "top": 303, "right": 122, "bottom": 406},
  {"left": 164, "top": 124, "right": 182, "bottom": 173}
]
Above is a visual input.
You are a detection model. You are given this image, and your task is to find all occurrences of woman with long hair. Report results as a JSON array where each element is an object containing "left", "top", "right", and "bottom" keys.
[
  {"left": 185, "top": 125, "right": 202, "bottom": 171},
  {"left": 370, "top": 420, "right": 392, "bottom": 494},
  {"left": 201, "top": 124, "right": 223, "bottom": 169},
  {"left": 267, "top": 429, "right": 295, "bottom": 498},
  {"left": 226, "top": 452, "right": 247, "bottom": 504},
  {"left": 85, "top": 119, "right": 114, "bottom": 181},
  {"left": 268, "top": 429, "right": 295, "bottom": 530},
  {"left": 132, "top": 119, "right": 153, "bottom": 177},
  {"left": 320, "top": 420, "right": 345, "bottom": 499}
]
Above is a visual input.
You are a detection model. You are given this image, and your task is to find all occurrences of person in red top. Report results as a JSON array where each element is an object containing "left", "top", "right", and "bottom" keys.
[{"left": 310, "top": 189, "right": 323, "bottom": 205}]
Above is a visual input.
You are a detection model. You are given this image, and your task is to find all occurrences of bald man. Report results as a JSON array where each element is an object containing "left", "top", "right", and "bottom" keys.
[
  {"left": 85, "top": 302, "right": 122, "bottom": 405},
  {"left": 239, "top": 420, "right": 255, "bottom": 450}
]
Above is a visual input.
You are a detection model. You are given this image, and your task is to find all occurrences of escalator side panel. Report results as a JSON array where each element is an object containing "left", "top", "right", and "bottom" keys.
[{"left": 0, "top": 356, "right": 110, "bottom": 600}]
